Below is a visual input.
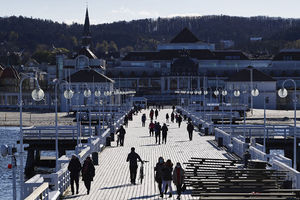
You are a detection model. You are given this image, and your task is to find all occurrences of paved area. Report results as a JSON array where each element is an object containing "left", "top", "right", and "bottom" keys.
[{"left": 63, "top": 108, "right": 228, "bottom": 200}]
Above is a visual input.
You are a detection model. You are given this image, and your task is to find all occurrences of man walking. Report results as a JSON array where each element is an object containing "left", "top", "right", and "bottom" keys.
[
  {"left": 161, "top": 123, "right": 169, "bottom": 144},
  {"left": 155, "top": 122, "right": 162, "bottom": 144},
  {"left": 126, "top": 147, "right": 143, "bottom": 185},
  {"left": 116, "top": 125, "right": 126, "bottom": 146},
  {"left": 187, "top": 122, "right": 194, "bottom": 141},
  {"left": 68, "top": 154, "right": 81, "bottom": 195}
]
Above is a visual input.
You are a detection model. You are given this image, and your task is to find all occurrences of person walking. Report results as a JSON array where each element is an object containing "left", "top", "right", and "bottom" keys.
[
  {"left": 68, "top": 154, "right": 81, "bottom": 195},
  {"left": 149, "top": 121, "right": 155, "bottom": 137},
  {"left": 161, "top": 159, "right": 173, "bottom": 198},
  {"left": 155, "top": 109, "right": 159, "bottom": 119},
  {"left": 187, "top": 122, "right": 194, "bottom": 141},
  {"left": 172, "top": 105, "right": 175, "bottom": 112},
  {"left": 154, "top": 157, "right": 165, "bottom": 195},
  {"left": 150, "top": 109, "right": 154, "bottom": 121},
  {"left": 171, "top": 112, "right": 175, "bottom": 123},
  {"left": 177, "top": 115, "right": 182, "bottom": 128},
  {"left": 116, "top": 125, "right": 126, "bottom": 146},
  {"left": 166, "top": 113, "right": 169, "bottom": 123},
  {"left": 173, "top": 162, "right": 185, "bottom": 199},
  {"left": 154, "top": 122, "right": 162, "bottom": 144},
  {"left": 141, "top": 113, "right": 146, "bottom": 127},
  {"left": 124, "top": 114, "right": 129, "bottom": 127},
  {"left": 81, "top": 156, "right": 95, "bottom": 195},
  {"left": 161, "top": 123, "right": 169, "bottom": 144},
  {"left": 126, "top": 147, "right": 143, "bottom": 185}
]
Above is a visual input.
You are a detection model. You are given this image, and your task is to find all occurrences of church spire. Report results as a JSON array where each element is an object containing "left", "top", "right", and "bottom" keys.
[{"left": 82, "top": 7, "right": 91, "bottom": 48}]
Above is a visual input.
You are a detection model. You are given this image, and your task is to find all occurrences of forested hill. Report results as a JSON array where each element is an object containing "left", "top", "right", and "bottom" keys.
[{"left": 2, "top": 15, "right": 300, "bottom": 64}]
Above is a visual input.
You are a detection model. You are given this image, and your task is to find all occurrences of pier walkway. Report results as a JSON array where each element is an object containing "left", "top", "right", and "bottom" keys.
[{"left": 63, "top": 109, "right": 228, "bottom": 200}]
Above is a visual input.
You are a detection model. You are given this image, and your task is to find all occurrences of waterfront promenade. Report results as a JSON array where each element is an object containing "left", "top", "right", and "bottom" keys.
[{"left": 63, "top": 108, "right": 228, "bottom": 200}]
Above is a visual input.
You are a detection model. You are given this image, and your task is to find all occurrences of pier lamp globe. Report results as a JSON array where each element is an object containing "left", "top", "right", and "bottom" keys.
[
  {"left": 94, "top": 89, "right": 101, "bottom": 97},
  {"left": 222, "top": 90, "right": 228, "bottom": 96},
  {"left": 278, "top": 88, "right": 288, "bottom": 98},
  {"left": 63, "top": 89, "right": 74, "bottom": 99},
  {"left": 234, "top": 90, "right": 240, "bottom": 97},
  {"left": 251, "top": 88, "right": 259, "bottom": 97},
  {"left": 214, "top": 90, "right": 219, "bottom": 96},
  {"left": 204, "top": 90, "right": 208, "bottom": 95},
  {"left": 31, "top": 88, "right": 45, "bottom": 101},
  {"left": 83, "top": 88, "right": 91, "bottom": 97}
]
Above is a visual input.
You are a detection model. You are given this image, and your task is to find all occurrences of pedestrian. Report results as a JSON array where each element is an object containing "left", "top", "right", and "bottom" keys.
[
  {"left": 124, "top": 115, "right": 129, "bottom": 127},
  {"left": 172, "top": 105, "right": 175, "bottom": 112},
  {"left": 154, "top": 122, "right": 161, "bottom": 144},
  {"left": 161, "top": 159, "right": 173, "bottom": 198},
  {"left": 161, "top": 123, "right": 168, "bottom": 144},
  {"left": 175, "top": 113, "right": 178, "bottom": 123},
  {"left": 126, "top": 147, "right": 143, "bottom": 184},
  {"left": 171, "top": 112, "right": 175, "bottom": 123},
  {"left": 149, "top": 121, "right": 155, "bottom": 137},
  {"left": 81, "top": 156, "right": 95, "bottom": 195},
  {"left": 177, "top": 115, "right": 182, "bottom": 128},
  {"left": 116, "top": 125, "right": 126, "bottom": 146},
  {"left": 173, "top": 162, "right": 185, "bottom": 199},
  {"left": 154, "top": 157, "right": 165, "bottom": 195},
  {"left": 166, "top": 113, "right": 169, "bottom": 123},
  {"left": 68, "top": 154, "right": 81, "bottom": 195},
  {"left": 141, "top": 113, "right": 146, "bottom": 127},
  {"left": 243, "top": 150, "right": 251, "bottom": 168},
  {"left": 155, "top": 109, "right": 159, "bottom": 119},
  {"left": 187, "top": 122, "right": 194, "bottom": 141},
  {"left": 150, "top": 109, "right": 154, "bottom": 121}
]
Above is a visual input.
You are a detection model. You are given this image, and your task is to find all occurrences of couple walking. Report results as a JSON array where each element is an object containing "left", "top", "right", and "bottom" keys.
[
  {"left": 155, "top": 157, "right": 185, "bottom": 199},
  {"left": 68, "top": 154, "right": 95, "bottom": 195}
]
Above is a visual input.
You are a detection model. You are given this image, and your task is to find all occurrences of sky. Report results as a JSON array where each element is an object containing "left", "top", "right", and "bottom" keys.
[{"left": 1, "top": 0, "right": 300, "bottom": 24}]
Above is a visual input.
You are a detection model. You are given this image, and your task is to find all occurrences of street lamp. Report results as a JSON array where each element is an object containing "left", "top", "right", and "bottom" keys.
[
  {"left": 19, "top": 73, "right": 44, "bottom": 199},
  {"left": 221, "top": 89, "right": 228, "bottom": 129},
  {"left": 278, "top": 79, "right": 297, "bottom": 170},
  {"left": 54, "top": 79, "right": 73, "bottom": 171},
  {"left": 94, "top": 88, "right": 102, "bottom": 136}
]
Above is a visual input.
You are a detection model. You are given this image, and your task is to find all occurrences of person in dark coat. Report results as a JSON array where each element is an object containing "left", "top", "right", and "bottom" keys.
[
  {"left": 116, "top": 125, "right": 126, "bottom": 146},
  {"left": 173, "top": 162, "right": 185, "bottom": 199},
  {"left": 141, "top": 114, "right": 146, "bottom": 127},
  {"left": 149, "top": 121, "right": 155, "bottom": 137},
  {"left": 68, "top": 154, "right": 82, "bottom": 195},
  {"left": 155, "top": 109, "right": 159, "bottom": 119},
  {"left": 187, "top": 122, "right": 194, "bottom": 141},
  {"left": 161, "top": 123, "right": 169, "bottom": 144},
  {"left": 124, "top": 115, "right": 129, "bottom": 127},
  {"left": 150, "top": 109, "right": 154, "bottom": 121},
  {"left": 166, "top": 113, "right": 169, "bottom": 123},
  {"left": 154, "top": 157, "right": 165, "bottom": 194},
  {"left": 126, "top": 147, "right": 143, "bottom": 184},
  {"left": 177, "top": 115, "right": 182, "bottom": 128},
  {"left": 81, "top": 156, "right": 95, "bottom": 195},
  {"left": 172, "top": 105, "right": 175, "bottom": 112},
  {"left": 171, "top": 112, "right": 175, "bottom": 123},
  {"left": 154, "top": 122, "right": 161, "bottom": 144},
  {"left": 161, "top": 159, "right": 173, "bottom": 198}
]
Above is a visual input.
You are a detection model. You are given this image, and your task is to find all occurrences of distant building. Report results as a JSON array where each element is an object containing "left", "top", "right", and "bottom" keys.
[{"left": 220, "top": 40, "right": 234, "bottom": 49}]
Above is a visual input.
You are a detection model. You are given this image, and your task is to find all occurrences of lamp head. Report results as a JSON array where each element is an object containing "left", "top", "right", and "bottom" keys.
[
  {"left": 31, "top": 88, "right": 44, "bottom": 101},
  {"left": 234, "top": 90, "right": 240, "bottom": 97},
  {"left": 278, "top": 88, "right": 288, "bottom": 98}
]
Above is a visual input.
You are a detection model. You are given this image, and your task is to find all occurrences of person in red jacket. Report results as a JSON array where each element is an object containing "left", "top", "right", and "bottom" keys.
[
  {"left": 173, "top": 162, "right": 185, "bottom": 199},
  {"left": 149, "top": 121, "right": 155, "bottom": 136}
]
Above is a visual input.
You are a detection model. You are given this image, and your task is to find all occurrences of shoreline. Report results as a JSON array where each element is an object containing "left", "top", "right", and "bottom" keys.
[{"left": 0, "top": 109, "right": 298, "bottom": 127}]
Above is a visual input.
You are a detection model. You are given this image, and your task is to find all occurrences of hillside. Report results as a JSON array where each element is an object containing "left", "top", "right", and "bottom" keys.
[{"left": 1, "top": 15, "right": 300, "bottom": 65}]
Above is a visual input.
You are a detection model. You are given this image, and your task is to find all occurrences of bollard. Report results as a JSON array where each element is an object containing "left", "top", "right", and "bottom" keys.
[
  {"left": 92, "top": 152, "right": 99, "bottom": 165},
  {"left": 205, "top": 127, "right": 209, "bottom": 135},
  {"left": 218, "top": 137, "right": 223, "bottom": 147},
  {"left": 110, "top": 132, "right": 115, "bottom": 141},
  {"left": 106, "top": 137, "right": 111, "bottom": 146}
]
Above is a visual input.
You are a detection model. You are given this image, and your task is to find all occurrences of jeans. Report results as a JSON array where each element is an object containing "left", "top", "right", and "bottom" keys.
[
  {"left": 70, "top": 175, "right": 79, "bottom": 194},
  {"left": 129, "top": 165, "right": 138, "bottom": 183},
  {"left": 162, "top": 180, "right": 173, "bottom": 194}
]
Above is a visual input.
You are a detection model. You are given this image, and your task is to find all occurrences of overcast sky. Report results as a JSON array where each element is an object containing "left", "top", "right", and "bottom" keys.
[{"left": 1, "top": 0, "right": 300, "bottom": 24}]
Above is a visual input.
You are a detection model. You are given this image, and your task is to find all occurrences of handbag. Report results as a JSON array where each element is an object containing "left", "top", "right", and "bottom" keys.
[{"left": 181, "top": 184, "right": 186, "bottom": 192}]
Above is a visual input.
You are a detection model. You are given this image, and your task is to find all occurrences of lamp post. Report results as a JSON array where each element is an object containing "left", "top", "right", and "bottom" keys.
[
  {"left": 95, "top": 88, "right": 102, "bottom": 136},
  {"left": 278, "top": 79, "right": 297, "bottom": 170},
  {"left": 19, "top": 73, "right": 44, "bottom": 199},
  {"left": 83, "top": 86, "right": 92, "bottom": 139},
  {"left": 54, "top": 79, "right": 73, "bottom": 171},
  {"left": 221, "top": 89, "right": 228, "bottom": 129}
]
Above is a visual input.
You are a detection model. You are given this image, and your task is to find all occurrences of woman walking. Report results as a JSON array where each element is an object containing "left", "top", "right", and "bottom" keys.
[
  {"left": 173, "top": 162, "right": 185, "bottom": 199},
  {"left": 82, "top": 156, "right": 95, "bottom": 195},
  {"left": 161, "top": 159, "right": 173, "bottom": 198}
]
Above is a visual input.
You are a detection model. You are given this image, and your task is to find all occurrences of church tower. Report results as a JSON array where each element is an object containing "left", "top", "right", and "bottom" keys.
[{"left": 82, "top": 7, "right": 91, "bottom": 48}]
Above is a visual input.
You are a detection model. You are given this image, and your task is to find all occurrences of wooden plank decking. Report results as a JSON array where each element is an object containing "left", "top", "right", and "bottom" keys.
[{"left": 63, "top": 108, "right": 228, "bottom": 200}]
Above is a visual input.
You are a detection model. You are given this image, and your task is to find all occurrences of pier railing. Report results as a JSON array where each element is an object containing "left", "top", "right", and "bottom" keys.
[{"left": 23, "top": 106, "right": 131, "bottom": 200}]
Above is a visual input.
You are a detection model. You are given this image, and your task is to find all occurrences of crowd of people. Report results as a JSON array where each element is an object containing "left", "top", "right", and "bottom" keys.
[{"left": 68, "top": 105, "right": 193, "bottom": 199}]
